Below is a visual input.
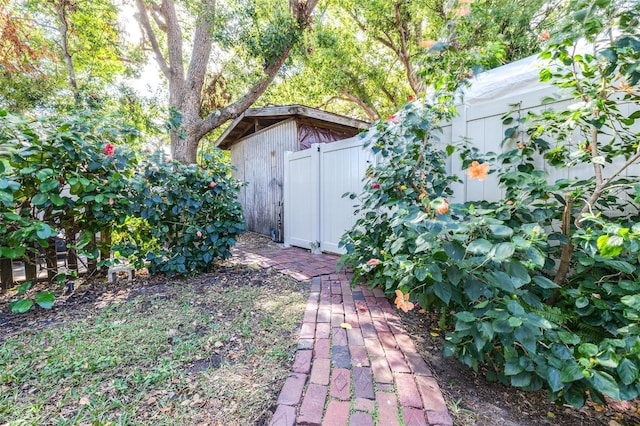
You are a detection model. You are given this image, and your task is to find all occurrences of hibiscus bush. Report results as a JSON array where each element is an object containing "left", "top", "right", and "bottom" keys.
[
  {"left": 1, "top": 110, "right": 245, "bottom": 311},
  {"left": 340, "top": 0, "right": 640, "bottom": 407},
  {"left": 111, "top": 150, "right": 245, "bottom": 276}
]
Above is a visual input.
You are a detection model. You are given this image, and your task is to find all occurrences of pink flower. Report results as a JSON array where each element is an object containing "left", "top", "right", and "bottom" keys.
[
  {"left": 539, "top": 30, "right": 550, "bottom": 41},
  {"left": 103, "top": 143, "right": 115, "bottom": 156},
  {"left": 108, "top": 198, "right": 114, "bottom": 205},
  {"left": 367, "top": 258, "right": 381, "bottom": 266},
  {"left": 372, "top": 183, "right": 381, "bottom": 189},
  {"left": 387, "top": 115, "right": 396, "bottom": 122},
  {"left": 408, "top": 94, "right": 414, "bottom": 101},
  {"left": 210, "top": 181, "right": 217, "bottom": 188},
  {"left": 196, "top": 231, "right": 202, "bottom": 238}
]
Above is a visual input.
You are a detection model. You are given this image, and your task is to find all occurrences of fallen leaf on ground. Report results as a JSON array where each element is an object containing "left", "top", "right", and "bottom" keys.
[
  {"left": 147, "top": 397, "right": 157, "bottom": 405},
  {"left": 340, "top": 323, "right": 352, "bottom": 329},
  {"left": 79, "top": 396, "right": 90, "bottom": 406}
]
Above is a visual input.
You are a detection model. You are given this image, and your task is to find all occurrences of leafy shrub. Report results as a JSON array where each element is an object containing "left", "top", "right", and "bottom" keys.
[
  {"left": 1, "top": 110, "right": 245, "bottom": 311},
  {"left": 340, "top": 0, "right": 640, "bottom": 407},
  {"left": 112, "top": 150, "right": 245, "bottom": 276}
]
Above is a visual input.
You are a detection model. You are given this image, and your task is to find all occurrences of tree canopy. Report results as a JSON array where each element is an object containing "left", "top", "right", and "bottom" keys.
[
  {"left": 264, "top": 0, "right": 556, "bottom": 120},
  {"left": 2, "top": 0, "right": 562, "bottom": 161}
]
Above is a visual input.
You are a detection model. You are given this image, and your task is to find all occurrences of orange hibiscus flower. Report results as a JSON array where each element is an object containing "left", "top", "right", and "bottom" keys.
[
  {"left": 436, "top": 198, "right": 449, "bottom": 215},
  {"left": 466, "top": 161, "right": 490, "bottom": 181},
  {"left": 394, "top": 290, "right": 415, "bottom": 313}
]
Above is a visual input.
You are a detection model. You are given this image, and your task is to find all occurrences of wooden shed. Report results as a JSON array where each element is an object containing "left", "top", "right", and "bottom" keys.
[{"left": 215, "top": 105, "right": 368, "bottom": 238}]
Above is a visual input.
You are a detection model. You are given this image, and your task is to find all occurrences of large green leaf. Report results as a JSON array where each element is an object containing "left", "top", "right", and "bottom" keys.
[
  {"left": 35, "top": 292, "right": 55, "bottom": 309},
  {"left": 603, "top": 259, "right": 635, "bottom": 274},
  {"left": 487, "top": 270, "right": 516, "bottom": 293},
  {"left": 617, "top": 358, "right": 639, "bottom": 385},
  {"left": 9, "top": 299, "right": 33, "bottom": 314},
  {"left": 564, "top": 384, "right": 586, "bottom": 408},
  {"left": 467, "top": 239, "right": 493, "bottom": 255},
  {"left": 39, "top": 179, "right": 59, "bottom": 192},
  {"left": 31, "top": 193, "right": 48, "bottom": 206},
  {"left": 433, "top": 281, "right": 452, "bottom": 304},
  {"left": 590, "top": 371, "right": 620, "bottom": 400},
  {"left": 36, "top": 224, "right": 55, "bottom": 240},
  {"left": 489, "top": 224, "right": 514, "bottom": 238},
  {"left": 621, "top": 294, "right": 640, "bottom": 311},
  {"left": 547, "top": 367, "right": 563, "bottom": 392},
  {"left": 490, "top": 242, "right": 515, "bottom": 261},
  {"left": 560, "top": 363, "right": 585, "bottom": 383},
  {"left": 510, "top": 372, "right": 532, "bottom": 388},
  {"left": 505, "top": 260, "right": 531, "bottom": 287},
  {"left": 455, "top": 311, "right": 476, "bottom": 323},
  {"left": 532, "top": 275, "right": 559, "bottom": 289}
]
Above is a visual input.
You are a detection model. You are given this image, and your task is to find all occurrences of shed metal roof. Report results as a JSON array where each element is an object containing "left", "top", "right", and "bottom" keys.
[{"left": 215, "top": 104, "right": 369, "bottom": 149}]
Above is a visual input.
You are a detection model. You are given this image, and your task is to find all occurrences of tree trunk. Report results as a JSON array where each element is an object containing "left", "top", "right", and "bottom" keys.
[
  {"left": 99, "top": 229, "right": 112, "bottom": 273},
  {"left": 137, "top": 0, "right": 320, "bottom": 164},
  {"left": 54, "top": 0, "right": 81, "bottom": 105},
  {"left": 87, "top": 233, "right": 97, "bottom": 274},
  {"left": 24, "top": 245, "right": 37, "bottom": 283},
  {"left": 45, "top": 237, "right": 59, "bottom": 283},
  {"left": 0, "top": 258, "right": 12, "bottom": 292}
]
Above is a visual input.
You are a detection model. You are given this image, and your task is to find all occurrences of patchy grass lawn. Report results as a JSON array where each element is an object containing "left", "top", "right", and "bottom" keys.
[{"left": 0, "top": 265, "right": 307, "bottom": 425}]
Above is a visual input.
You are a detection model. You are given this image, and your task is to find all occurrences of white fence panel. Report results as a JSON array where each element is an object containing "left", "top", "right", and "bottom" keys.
[
  {"left": 319, "top": 137, "right": 375, "bottom": 254},
  {"left": 284, "top": 147, "right": 319, "bottom": 250},
  {"left": 284, "top": 85, "right": 640, "bottom": 255}
]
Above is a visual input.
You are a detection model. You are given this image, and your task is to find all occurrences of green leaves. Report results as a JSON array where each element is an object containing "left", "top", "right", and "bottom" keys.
[
  {"left": 597, "top": 234, "right": 624, "bottom": 257},
  {"left": 467, "top": 239, "right": 492, "bottom": 255},
  {"left": 489, "top": 242, "right": 515, "bottom": 261},
  {"left": 35, "top": 292, "right": 55, "bottom": 309},
  {"left": 338, "top": 0, "right": 640, "bottom": 410},
  {"left": 617, "top": 359, "right": 639, "bottom": 385},
  {"left": 9, "top": 299, "right": 34, "bottom": 314}
]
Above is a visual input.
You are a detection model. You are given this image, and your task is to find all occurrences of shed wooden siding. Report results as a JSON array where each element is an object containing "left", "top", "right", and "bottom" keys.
[{"left": 231, "top": 119, "right": 298, "bottom": 235}]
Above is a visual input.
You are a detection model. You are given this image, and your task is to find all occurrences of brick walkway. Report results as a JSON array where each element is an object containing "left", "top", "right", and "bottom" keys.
[{"left": 231, "top": 243, "right": 453, "bottom": 426}]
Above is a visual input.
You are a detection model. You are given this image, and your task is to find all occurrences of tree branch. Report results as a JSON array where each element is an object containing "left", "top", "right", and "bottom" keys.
[
  {"left": 394, "top": 2, "right": 423, "bottom": 94},
  {"left": 199, "top": 44, "right": 294, "bottom": 138},
  {"left": 161, "top": 0, "right": 185, "bottom": 97},
  {"left": 198, "top": 0, "right": 319, "bottom": 138},
  {"left": 150, "top": 8, "right": 168, "bottom": 32},
  {"left": 183, "top": 1, "right": 215, "bottom": 119},
  {"left": 339, "top": 89, "right": 380, "bottom": 120},
  {"left": 53, "top": 0, "right": 80, "bottom": 104},
  {"left": 134, "top": 0, "right": 170, "bottom": 78}
]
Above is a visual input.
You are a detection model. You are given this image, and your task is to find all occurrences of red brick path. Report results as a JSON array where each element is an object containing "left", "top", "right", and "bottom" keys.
[{"left": 231, "top": 244, "right": 452, "bottom": 426}]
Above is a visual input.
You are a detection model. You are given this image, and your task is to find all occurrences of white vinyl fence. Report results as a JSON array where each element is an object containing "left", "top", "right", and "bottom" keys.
[
  {"left": 284, "top": 55, "right": 640, "bottom": 254},
  {"left": 284, "top": 136, "right": 375, "bottom": 254}
]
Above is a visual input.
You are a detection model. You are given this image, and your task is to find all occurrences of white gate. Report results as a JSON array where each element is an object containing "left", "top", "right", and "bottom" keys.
[{"left": 284, "top": 136, "right": 375, "bottom": 254}]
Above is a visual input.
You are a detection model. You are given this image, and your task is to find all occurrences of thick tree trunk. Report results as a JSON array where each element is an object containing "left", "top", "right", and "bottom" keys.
[{"left": 137, "top": 0, "right": 319, "bottom": 164}]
